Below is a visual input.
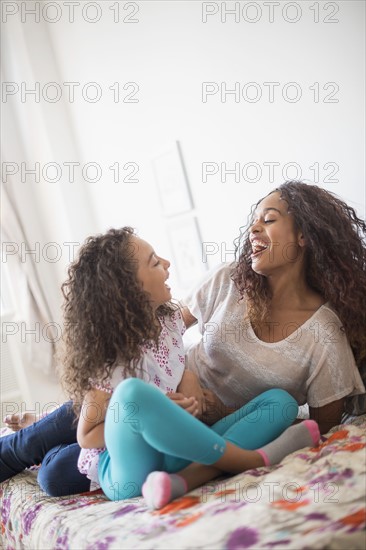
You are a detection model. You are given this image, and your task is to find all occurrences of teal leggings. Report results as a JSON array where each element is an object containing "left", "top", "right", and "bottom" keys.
[{"left": 98, "top": 378, "right": 298, "bottom": 501}]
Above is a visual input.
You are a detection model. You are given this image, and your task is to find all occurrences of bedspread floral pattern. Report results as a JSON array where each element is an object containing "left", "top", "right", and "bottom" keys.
[{"left": 1, "top": 418, "right": 365, "bottom": 550}]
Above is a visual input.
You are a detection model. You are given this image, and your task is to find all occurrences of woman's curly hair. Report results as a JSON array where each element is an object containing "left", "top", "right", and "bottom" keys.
[
  {"left": 59, "top": 227, "right": 175, "bottom": 415},
  {"left": 232, "top": 181, "right": 366, "bottom": 366}
]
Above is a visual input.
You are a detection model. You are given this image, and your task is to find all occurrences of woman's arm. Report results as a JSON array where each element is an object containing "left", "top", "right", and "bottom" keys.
[
  {"left": 77, "top": 388, "right": 110, "bottom": 449},
  {"left": 176, "top": 370, "right": 236, "bottom": 424},
  {"left": 309, "top": 397, "right": 345, "bottom": 435},
  {"left": 201, "top": 389, "right": 237, "bottom": 425}
]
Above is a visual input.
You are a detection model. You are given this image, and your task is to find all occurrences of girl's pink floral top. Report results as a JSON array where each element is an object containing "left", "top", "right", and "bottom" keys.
[{"left": 77, "top": 309, "right": 186, "bottom": 486}]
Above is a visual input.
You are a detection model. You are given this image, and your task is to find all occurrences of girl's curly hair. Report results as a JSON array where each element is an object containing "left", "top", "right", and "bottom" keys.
[
  {"left": 59, "top": 227, "right": 175, "bottom": 415},
  {"left": 232, "top": 181, "right": 366, "bottom": 366}
]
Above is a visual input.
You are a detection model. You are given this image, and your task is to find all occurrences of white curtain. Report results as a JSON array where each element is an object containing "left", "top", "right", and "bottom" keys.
[
  {"left": 1, "top": 183, "right": 57, "bottom": 374},
  {"left": 1, "top": 12, "right": 97, "bottom": 376}
]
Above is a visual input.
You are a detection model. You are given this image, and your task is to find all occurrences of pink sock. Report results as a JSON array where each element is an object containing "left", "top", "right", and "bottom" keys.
[{"left": 142, "top": 472, "right": 187, "bottom": 510}]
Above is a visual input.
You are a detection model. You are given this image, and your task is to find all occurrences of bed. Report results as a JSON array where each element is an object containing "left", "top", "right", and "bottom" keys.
[{"left": 1, "top": 414, "right": 365, "bottom": 550}]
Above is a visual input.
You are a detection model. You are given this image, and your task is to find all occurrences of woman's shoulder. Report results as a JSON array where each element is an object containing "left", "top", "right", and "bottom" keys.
[
  {"left": 182, "top": 262, "right": 239, "bottom": 315},
  {"left": 314, "top": 302, "right": 343, "bottom": 326},
  {"left": 307, "top": 302, "right": 352, "bottom": 352}
]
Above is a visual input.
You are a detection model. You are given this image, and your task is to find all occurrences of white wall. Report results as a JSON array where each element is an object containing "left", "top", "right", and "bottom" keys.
[
  {"left": 46, "top": 0, "right": 365, "bottom": 286},
  {"left": 1, "top": 0, "right": 365, "bottom": 405}
]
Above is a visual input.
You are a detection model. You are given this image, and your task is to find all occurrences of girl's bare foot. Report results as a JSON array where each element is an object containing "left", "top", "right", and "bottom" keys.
[{"left": 3, "top": 412, "right": 39, "bottom": 431}]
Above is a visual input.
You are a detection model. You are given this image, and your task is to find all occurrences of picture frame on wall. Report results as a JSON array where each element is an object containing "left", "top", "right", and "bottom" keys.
[
  {"left": 167, "top": 216, "right": 207, "bottom": 288},
  {"left": 152, "top": 141, "right": 193, "bottom": 217}
]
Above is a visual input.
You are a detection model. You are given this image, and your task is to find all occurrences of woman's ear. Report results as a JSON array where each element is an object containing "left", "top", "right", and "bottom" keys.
[{"left": 298, "top": 232, "right": 306, "bottom": 247}]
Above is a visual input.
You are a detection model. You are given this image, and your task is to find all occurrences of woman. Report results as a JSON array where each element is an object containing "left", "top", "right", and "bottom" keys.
[{"left": 181, "top": 181, "right": 366, "bottom": 434}]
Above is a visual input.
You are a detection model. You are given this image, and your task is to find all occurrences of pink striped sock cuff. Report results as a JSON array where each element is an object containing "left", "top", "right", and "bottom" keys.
[
  {"left": 303, "top": 420, "right": 320, "bottom": 446},
  {"left": 256, "top": 449, "right": 270, "bottom": 466}
]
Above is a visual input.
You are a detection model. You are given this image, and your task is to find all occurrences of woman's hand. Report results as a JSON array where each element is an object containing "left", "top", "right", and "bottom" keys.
[
  {"left": 166, "top": 392, "right": 199, "bottom": 416},
  {"left": 180, "top": 306, "right": 198, "bottom": 329},
  {"left": 201, "top": 389, "right": 236, "bottom": 425},
  {"left": 309, "top": 397, "right": 345, "bottom": 435}
]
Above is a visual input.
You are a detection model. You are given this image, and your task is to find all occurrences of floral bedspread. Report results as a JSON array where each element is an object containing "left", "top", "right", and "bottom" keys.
[{"left": 1, "top": 416, "right": 365, "bottom": 550}]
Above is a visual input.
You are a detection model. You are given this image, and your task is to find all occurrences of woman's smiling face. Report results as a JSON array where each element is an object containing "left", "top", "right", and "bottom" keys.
[{"left": 249, "top": 191, "right": 305, "bottom": 276}]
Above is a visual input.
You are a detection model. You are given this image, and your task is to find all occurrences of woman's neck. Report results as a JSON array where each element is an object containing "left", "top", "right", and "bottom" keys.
[{"left": 267, "top": 271, "right": 323, "bottom": 311}]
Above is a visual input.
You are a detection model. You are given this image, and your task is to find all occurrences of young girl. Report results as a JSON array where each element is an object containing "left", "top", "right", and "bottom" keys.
[{"left": 60, "top": 226, "right": 320, "bottom": 509}]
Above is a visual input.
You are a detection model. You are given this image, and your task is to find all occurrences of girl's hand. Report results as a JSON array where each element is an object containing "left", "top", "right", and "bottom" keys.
[{"left": 166, "top": 392, "right": 199, "bottom": 416}]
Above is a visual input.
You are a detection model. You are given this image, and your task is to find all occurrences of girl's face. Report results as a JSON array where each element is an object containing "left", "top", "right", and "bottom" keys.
[
  {"left": 249, "top": 191, "right": 305, "bottom": 277},
  {"left": 132, "top": 236, "right": 172, "bottom": 309}
]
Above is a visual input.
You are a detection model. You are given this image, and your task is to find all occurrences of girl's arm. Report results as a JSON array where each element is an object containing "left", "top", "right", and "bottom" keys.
[
  {"left": 177, "top": 370, "right": 204, "bottom": 398},
  {"left": 166, "top": 370, "right": 202, "bottom": 417},
  {"left": 77, "top": 388, "right": 110, "bottom": 449},
  {"left": 309, "top": 397, "right": 345, "bottom": 435}
]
